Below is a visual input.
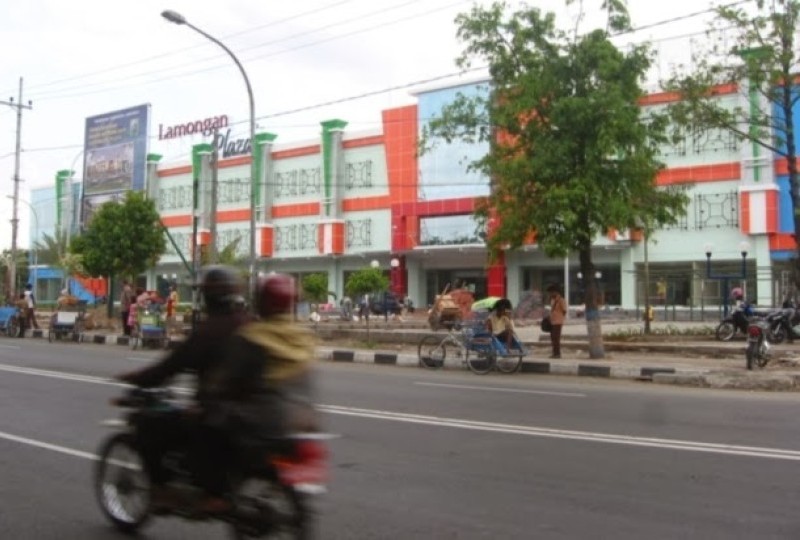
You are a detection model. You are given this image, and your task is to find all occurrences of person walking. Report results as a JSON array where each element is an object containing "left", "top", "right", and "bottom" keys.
[
  {"left": 120, "top": 281, "right": 134, "bottom": 336},
  {"left": 546, "top": 284, "right": 567, "bottom": 359}
]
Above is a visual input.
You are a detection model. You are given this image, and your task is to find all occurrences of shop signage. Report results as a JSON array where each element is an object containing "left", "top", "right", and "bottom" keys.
[
  {"left": 218, "top": 129, "right": 251, "bottom": 158},
  {"left": 158, "top": 114, "right": 229, "bottom": 140},
  {"left": 158, "top": 113, "right": 252, "bottom": 158}
]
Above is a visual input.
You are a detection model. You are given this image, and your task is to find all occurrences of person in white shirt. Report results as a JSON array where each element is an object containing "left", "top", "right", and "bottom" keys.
[{"left": 23, "top": 284, "right": 40, "bottom": 330}]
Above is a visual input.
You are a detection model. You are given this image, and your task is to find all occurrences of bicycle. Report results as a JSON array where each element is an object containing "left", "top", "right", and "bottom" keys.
[{"left": 417, "top": 321, "right": 526, "bottom": 375}]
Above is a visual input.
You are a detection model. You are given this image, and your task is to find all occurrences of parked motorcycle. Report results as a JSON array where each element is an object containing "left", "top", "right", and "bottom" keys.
[
  {"left": 765, "top": 304, "right": 800, "bottom": 344},
  {"left": 745, "top": 318, "right": 772, "bottom": 370},
  {"left": 94, "top": 387, "right": 330, "bottom": 538},
  {"left": 715, "top": 302, "right": 753, "bottom": 341}
]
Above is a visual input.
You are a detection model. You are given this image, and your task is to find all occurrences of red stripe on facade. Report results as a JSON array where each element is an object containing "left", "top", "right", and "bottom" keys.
[
  {"left": 770, "top": 233, "right": 796, "bottom": 251},
  {"left": 158, "top": 165, "right": 192, "bottom": 177},
  {"left": 767, "top": 190, "right": 779, "bottom": 233},
  {"left": 638, "top": 83, "right": 738, "bottom": 106},
  {"left": 273, "top": 145, "right": 320, "bottom": 159},
  {"left": 342, "top": 196, "right": 392, "bottom": 212},
  {"left": 161, "top": 215, "right": 191, "bottom": 227},
  {"left": 217, "top": 209, "right": 251, "bottom": 223},
  {"left": 740, "top": 192, "right": 751, "bottom": 234},
  {"left": 343, "top": 135, "right": 384, "bottom": 149},
  {"left": 657, "top": 162, "right": 740, "bottom": 185},
  {"left": 272, "top": 202, "right": 320, "bottom": 218}
]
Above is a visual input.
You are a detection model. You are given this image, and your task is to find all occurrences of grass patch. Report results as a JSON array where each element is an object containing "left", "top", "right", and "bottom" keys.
[{"left": 605, "top": 324, "right": 715, "bottom": 342}]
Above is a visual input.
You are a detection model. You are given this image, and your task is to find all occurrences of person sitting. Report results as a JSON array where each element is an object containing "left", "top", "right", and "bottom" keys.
[
  {"left": 196, "top": 273, "right": 320, "bottom": 514},
  {"left": 487, "top": 298, "right": 517, "bottom": 352}
]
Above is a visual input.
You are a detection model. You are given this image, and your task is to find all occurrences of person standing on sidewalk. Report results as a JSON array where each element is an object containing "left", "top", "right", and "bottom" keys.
[
  {"left": 24, "top": 284, "right": 40, "bottom": 331},
  {"left": 546, "top": 284, "right": 567, "bottom": 358},
  {"left": 120, "top": 281, "right": 134, "bottom": 336},
  {"left": 15, "top": 292, "right": 29, "bottom": 338}
]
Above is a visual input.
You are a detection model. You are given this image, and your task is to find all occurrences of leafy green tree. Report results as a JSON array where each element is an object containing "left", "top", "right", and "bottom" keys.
[
  {"left": 70, "top": 191, "right": 166, "bottom": 315},
  {"left": 0, "top": 249, "right": 30, "bottom": 301},
  {"left": 345, "top": 268, "right": 389, "bottom": 299},
  {"left": 422, "top": 1, "right": 688, "bottom": 358},
  {"left": 302, "top": 273, "right": 329, "bottom": 304},
  {"left": 665, "top": 0, "right": 800, "bottom": 287}
]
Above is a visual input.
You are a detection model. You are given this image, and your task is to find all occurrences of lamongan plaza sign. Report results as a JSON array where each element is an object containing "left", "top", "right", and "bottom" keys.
[{"left": 158, "top": 114, "right": 251, "bottom": 158}]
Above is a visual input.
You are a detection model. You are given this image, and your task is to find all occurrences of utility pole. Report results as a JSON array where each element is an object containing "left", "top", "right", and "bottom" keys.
[
  {"left": 0, "top": 77, "right": 32, "bottom": 302},
  {"left": 209, "top": 129, "right": 219, "bottom": 264}
]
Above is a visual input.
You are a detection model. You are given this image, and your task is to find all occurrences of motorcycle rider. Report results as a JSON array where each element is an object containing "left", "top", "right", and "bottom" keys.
[
  {"left": 196, "top": 273, "right": 319, "bottom": 513},
  {"left": 116, "top": 265, "right": 250, "bottom": 509}
]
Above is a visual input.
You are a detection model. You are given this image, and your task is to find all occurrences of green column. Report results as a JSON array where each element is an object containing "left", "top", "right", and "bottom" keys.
[
  {"left": 320, "top": 119, "right": 348, "bottom": 218},
  {"left": 252, "top": 132, "right": 277, "bottom": 220},
  {"left": 55, "top": 169, "right": 73, "bottom": 232}
]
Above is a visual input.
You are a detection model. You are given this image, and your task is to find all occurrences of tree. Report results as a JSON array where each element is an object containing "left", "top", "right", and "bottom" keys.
[
  {"left": 302, "top": 273, "right": 329, "bottom": 304},
  {"left": 422, "top": 1, "right": 688, "bottom": 358},
  {"left": 664, "top": 0, "right": 800, "bottom": 288},
  {"left": 70, "top": 191, "right": 166, "bottom": 315},
  {"left": 345, "top": 268, "right": 389, "bottom": 298},
  {"left": 0, "top": 249, "right": 30, "bottom": 301}
]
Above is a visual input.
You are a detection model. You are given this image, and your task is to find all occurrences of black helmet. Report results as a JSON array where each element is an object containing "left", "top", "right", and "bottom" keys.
[
  {"left": 255, "top": 273, "right": 297, "bottom": 318},
  {"left": 199, "top": 265, "right": 244, "bottom": 314}
]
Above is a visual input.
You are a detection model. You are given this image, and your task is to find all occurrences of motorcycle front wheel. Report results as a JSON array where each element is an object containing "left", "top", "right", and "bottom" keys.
[
  {"left": 715, "top": 321, "right": 736, "bottom": 341},
  {"left": 94, "top": 433, "right": 151, "bottom": 533}
]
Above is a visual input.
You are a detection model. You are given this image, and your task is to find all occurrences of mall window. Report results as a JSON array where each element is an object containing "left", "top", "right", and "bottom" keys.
[{"left": 419, "top": 214, "right": 484, "bottom": 246}]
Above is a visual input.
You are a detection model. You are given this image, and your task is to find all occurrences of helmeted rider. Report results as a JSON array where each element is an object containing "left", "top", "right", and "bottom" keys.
[
  {"left": 195, "top": 273, "right": 320, "bottom": 512},
  {"left": 116, "top": 265, "right": 250, "bottom": 510}
]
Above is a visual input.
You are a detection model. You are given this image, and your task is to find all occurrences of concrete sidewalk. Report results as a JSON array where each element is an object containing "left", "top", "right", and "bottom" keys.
[{"left": 16, "top": 319, "right": 800, "bottom": 392}]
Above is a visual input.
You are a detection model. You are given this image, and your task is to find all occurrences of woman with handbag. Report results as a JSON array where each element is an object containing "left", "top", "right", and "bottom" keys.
[{"left": 546, "top": 284, "right": 567, "bottom": 358}]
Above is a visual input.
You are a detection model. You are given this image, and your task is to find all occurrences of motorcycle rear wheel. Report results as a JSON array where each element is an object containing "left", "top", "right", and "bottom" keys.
[
  {"left": 94, "top": 433, "right": 151, "bottom": 533},
  {"left": 229, "top": 477, "right": 306, "bottom": 539},
  {"left": 715, "top": 321, "right": 736, "bottom": 341}
]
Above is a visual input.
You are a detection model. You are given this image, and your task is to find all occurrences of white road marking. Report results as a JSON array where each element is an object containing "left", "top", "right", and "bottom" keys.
[
  {"left": 414, "top": 381, "right": 586, "bottom": 397},
  {"left": 0, "top": 344, "right": 21, "bottom": 350},
  {"left": 1, "top": 361, "right": 799, "bottom": 462},
  {"left": 0, "top": 429, "right": 97, "bottom": 461},
  {"left": 125, "top": 356, "right": 154, "bottom": 362}
]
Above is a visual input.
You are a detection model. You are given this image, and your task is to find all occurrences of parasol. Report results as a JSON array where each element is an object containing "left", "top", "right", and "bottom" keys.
[{"left": 471, "top": 296, "right": 501, "bottom": 311}]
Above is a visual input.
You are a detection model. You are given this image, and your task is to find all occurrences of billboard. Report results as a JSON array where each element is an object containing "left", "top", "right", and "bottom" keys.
[{"left": 81, "top": 104, "right": 150, "bottom": 226}]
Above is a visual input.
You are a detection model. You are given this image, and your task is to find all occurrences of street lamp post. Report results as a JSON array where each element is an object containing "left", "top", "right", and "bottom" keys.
[
  {"left": 8, "top": 196, "right": 39, "bottom": 298},
  {"left": 705, "top": 241, "right": 749, "bottom": 317},
  {"left": 161, "top": 10, "right": 258, "bottom": 303}
]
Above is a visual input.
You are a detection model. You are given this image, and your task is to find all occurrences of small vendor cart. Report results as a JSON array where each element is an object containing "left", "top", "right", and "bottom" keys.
[{"left": 130, "top": 304, "right": 168, "bottom": 350}]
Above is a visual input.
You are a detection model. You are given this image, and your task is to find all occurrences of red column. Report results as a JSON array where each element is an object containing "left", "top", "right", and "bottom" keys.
[
  {"left": 487, "top": 252, "right": 506, "bottom": 297},
  {"left": 390, "top": 257, "right": 406, "bottom": 297}
]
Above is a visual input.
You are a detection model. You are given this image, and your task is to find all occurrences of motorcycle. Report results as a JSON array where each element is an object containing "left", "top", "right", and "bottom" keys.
[
  {"left": 764, "top": 303, "right": 800, "bottom": 344},
  {"left": 745, "top": 318, "right": 772, "bottom": 370},
  {"left": 94, "top": 387, "right": 330, "bottom": 538},
  {"left": 715, "top": 301, "right": 753, "bottom": 341}
]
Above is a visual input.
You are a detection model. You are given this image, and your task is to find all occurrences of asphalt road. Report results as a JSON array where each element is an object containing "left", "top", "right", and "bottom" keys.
[{"left": 1, "top": 339, "right": 800, "bottom": 538}]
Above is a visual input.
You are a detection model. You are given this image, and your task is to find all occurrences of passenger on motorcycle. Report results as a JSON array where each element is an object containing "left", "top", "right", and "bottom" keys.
[
  {"left": 115, "top": 265, "right": 250, "bottom": 511},
  {"left": 197, "top": 273, "right": 319, "bottom": 513}
]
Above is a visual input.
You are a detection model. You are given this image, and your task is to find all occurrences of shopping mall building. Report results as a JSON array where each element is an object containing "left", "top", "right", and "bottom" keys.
[{"left": 31, "top": 78, "right": 798, "bottom": 310}]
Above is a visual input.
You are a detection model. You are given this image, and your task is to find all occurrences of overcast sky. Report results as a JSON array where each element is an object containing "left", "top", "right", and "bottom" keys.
[{"left": 0, "top": 0, "right": 728, "bottom": 250}]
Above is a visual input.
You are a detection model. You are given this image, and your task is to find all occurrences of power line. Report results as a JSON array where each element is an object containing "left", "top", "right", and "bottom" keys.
[
  {"left": 0, "top": 0, "right": 362, "bottom": 97},
  {"left": 4, "top": 2, "right": 754, "bottom": 155},
  {"left": 26, "top": 0, "right": 441, "bottom": 101}
]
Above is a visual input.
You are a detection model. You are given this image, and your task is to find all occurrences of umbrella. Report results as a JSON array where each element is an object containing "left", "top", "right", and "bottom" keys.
[{"left": 471, "top": 296, "right": 501, "bottom": 311}]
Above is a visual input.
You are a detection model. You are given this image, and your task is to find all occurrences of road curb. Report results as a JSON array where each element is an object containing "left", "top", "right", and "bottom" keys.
[{"left": 13, "top": 331, "right": 800, "bottom": 391}]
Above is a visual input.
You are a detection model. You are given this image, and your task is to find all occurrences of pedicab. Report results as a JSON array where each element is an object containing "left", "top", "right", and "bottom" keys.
[{"left": 48, "top": 298, "right": 87, "bottom": 342}]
